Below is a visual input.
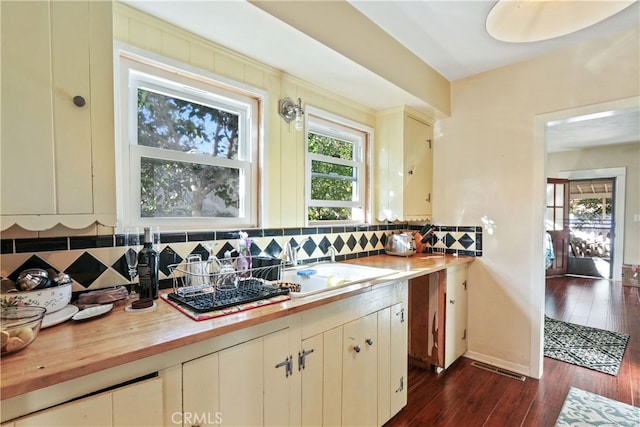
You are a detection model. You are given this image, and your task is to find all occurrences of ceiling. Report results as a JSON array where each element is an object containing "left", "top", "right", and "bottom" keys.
[
  {"left": 570, "top": 179, "right": 614, "bottom": 199},
  {"left": 121, "top": 0, "right": 640, "bottom": 152}
]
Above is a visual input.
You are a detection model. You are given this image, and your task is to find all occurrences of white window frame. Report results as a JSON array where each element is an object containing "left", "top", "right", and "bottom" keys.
[
  {"left": 114, "top": 44, "right": 263, "bottom": 231},
  {"left": 305, "top": 106, "right": 372, "bottom": 226}
]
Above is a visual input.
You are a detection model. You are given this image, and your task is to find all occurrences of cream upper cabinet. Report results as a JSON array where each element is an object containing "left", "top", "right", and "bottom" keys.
[
  {"left": 376, "top": 107, "right": 434, "bottom": 222},
  {"left": 0, "top": 0, "right": 115, "bottom": 231}
]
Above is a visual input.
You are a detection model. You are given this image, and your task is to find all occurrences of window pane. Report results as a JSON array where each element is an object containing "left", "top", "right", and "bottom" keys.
[
  {"left": 311, "top": 159, "right": 357, "bottom": 203},
  {"left": 308, "top": 133, "right": 354, "bottom": 160},
  {"left": 546, "top": 207, "right": 555, "bottom": 231},
  {"left": 546, "top": 183, "right": 554, "bottom": 206},
  {"left": 140, "top": 157, "right": 239, "bottom": 218},
  {"left": 138, "top": 89, "right": 239, "bottom": 159},
  {"left": 311, "top": 160, "right": 355, "bottom": 180},
  {"left": 555, "top": 207, "right": 564, "bottom": 230},
  {"left": 555, "top": 184, "right": 564, "bottom": 206}
]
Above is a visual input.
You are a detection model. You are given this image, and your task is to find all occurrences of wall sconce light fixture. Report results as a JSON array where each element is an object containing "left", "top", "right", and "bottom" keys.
[{"left": 279, "top": 97, "right": 304, "bottom": 131}]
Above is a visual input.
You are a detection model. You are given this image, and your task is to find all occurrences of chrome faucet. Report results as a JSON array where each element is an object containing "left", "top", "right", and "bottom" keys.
[
  {"left": 326, "top": 245, "right": 337, "bottom": 263},
  {"left": 284, "top": 238, "right": 311, "bottom": 267}
]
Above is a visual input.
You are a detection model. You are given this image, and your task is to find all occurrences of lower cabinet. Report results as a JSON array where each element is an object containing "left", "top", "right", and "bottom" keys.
[
  {"left": 182, "top": 328, "right": 293, "bottom": 427},
  {"left": 409, "top": 264, "right": 469, "bottom": 370},
  {"left": 3, "top": 280, "right": 412, "bottom": 427},
  {"left": 11, "top": 376, "right": 162, "bottom": 427},
  {"left": 300, "top": 282, "right": 408, "bottom": 427},
  {"left": 444, "top": 264, "right": 469, "bottom": 369}
]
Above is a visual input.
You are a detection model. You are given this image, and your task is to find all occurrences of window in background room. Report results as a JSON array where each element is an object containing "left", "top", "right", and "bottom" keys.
[
  {"left": 117, "top": 51, "right": 259, "bottom": 230},
  {"left": 305, "top": 108, "right": 371, "bottom": 225}
]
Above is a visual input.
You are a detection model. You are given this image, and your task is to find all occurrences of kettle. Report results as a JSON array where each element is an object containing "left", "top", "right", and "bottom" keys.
[{"left": 384, "top": 232, "right": 416, "bottom": 257}]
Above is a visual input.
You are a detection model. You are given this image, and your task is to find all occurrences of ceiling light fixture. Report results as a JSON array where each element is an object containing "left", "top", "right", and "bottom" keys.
[
  {"left": 279, "top": 97, "right": 305, "bottom": 131},
  {"left": 486, "top": 0, "right": 637, "bottom": 43}
]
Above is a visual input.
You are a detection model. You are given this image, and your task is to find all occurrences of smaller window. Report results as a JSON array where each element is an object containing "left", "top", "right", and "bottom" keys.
[{"left": 305, "top": 108, "right": 371, "bottom": 225}]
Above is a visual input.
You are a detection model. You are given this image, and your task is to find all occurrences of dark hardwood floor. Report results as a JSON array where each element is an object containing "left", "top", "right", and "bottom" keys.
[{"left": 385, "top": 276, "right": 640, "bottom": 426}]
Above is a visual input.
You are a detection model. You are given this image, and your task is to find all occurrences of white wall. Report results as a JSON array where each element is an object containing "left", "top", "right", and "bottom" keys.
[{"left": 434, "top": 28, "right": 639, "bottom": 378}]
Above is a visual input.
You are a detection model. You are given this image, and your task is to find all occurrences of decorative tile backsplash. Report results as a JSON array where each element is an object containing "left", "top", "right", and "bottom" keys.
[{"left": 0, "top": 224, "right": 482, "bottom": 292}]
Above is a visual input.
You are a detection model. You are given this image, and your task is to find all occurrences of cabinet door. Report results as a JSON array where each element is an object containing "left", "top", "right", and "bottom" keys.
[
  {"left": 1, "top": 0, "right": 114, "bottom": 226},
  {"left": 403, "top": 116, "right": 433, "bottom": 219},
  {"left": 342, "top": 312, "right": 377, "bottom": 427},
  {"left": 111, "top": 377, "right": 164, "bottom": 427},
  {"left": 186, "top": 328, "right": 292, "bottom": 427},
  {"left": 264, "top": 328, "right": 292, "bottom": 426},
  {"left": 183, "top": 352, "right": 221, "bottom": 427},
  {"left": 444, "top": 266, "right": 469, "bottom": 368},
  {"left": 389, "top": 302, "right": 408, "bottom": 417},
  {"left": 219, "top": 337, "right": 264, "bottom": 426},
  {"left": 377, "top": 307, "right": 392, "bottom": 425},
  {"left": 15, "top": 394, "right": 112, "bottom": 427},
  {"left": 301, "top": 334, "right": 324, "bottom": 426},
  {"left": 1, "top": 1, "right": 56, "bottom": 215},
  {"left": 300, "top": 327, "right": 343, "bottom": 427}
]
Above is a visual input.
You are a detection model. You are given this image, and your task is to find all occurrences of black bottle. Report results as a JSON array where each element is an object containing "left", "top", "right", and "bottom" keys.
[{"left": 137, "top": 227, "right": 159, "bottom": 299}]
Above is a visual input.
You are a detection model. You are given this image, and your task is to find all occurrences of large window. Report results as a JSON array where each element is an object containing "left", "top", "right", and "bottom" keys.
[
  {"left": 305, "top": 108, "right": 370, "bottom": 224},
  {"left": 116, "top": 50, "right": 259, "bottom": 230}
]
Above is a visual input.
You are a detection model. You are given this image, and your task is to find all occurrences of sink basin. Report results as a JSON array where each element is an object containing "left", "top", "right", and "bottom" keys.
[{"left": 277, "top": 263, "right": 397, "bottom": 297}]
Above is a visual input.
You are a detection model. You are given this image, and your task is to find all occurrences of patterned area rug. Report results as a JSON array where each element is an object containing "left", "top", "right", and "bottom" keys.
[
  {"left": 555, "top": 387, "right": 640, "bottom": 426},
  {"left": 544, "top": 316, "right": 630, "bottom": 376}
]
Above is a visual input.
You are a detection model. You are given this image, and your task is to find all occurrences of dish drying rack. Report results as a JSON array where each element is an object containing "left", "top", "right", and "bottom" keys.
[{"left": 168, "top": 255, "right": 289, "bottom": 313}]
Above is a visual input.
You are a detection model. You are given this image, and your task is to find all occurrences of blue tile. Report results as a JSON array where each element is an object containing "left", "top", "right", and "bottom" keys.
[
  {"left": 70, "top": 235, "right": 113, "bottom": 250},
  {"left": 458, "top": 233, "right": 475, "bottom": 249},
  {"left": 160, "top": 246, "right": 182, "bottom": 277},
  {"left": 187, "top": 232, "right": 215, "bottom": 242},
  {"left": 1, "top": 240, "right": 13, "bottom": 254},
  {"left": 359, "top": 234, "right": 369, "bottom": 250},
  {"left": 65, "top": 252, "right": 107, "bottom": 288},
  {"left": 333, "top": 235, "right": 345, "bottom": 252},
  {"left": 265, "top": 239, "right": 283, "bottom": 258},
  {"left": 160, "top": 232, "right": 187, "bottom": 243},
  {"left": 284, "top": 228, "right": 302, "bottom": 236},
  {"left": 8, "top": 255, "right": 56, "bottom": 282},
  {"left": 347, "top": 235, "right": 358, "bottom": 251},
  {"left": 15, "top": 237, "right": 67, "bottom": 253},
  {"left": 263, "top": 228, "right": 283, "bottom": 237}
]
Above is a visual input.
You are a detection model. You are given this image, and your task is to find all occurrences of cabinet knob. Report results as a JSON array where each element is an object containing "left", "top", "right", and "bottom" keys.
[
  {"left": 73, "top": 95, "right": 86, "bottom": 107},
  {"left": 366, "top": 338, "right": 374, "bottom": 346},
  {"left": 353, "top": 345, "right": 361, "bottom": 353},
  {"left": 408, "top": 169, "right": 414, "bottom": 175},
  {"left": 449, "top": 299, "right": 455, "bottom": 304}
]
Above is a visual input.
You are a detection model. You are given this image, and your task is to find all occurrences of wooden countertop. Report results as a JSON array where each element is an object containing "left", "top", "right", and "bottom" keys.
[{"left": 0, "top": 254, "right": 472, "bottom": 400}]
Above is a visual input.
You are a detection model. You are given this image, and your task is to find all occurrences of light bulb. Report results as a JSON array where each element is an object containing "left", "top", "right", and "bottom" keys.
[{"left": 294, "top": 111, "right": 303, "bottom": 131}]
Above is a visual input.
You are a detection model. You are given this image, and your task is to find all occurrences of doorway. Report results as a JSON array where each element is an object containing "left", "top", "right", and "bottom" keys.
[{"left": 567, "top": 178, "right": 615, "bottom": 278}]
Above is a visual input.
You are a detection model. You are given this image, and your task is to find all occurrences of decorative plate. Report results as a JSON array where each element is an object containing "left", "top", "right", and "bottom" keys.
[{"left": 72, "top": 303, "right": 114, "bottom": 321}]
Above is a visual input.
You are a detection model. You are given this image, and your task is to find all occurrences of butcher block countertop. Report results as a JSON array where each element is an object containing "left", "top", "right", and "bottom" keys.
[{"left": 1, "top": 254, "right": 473, "bottom": 401}]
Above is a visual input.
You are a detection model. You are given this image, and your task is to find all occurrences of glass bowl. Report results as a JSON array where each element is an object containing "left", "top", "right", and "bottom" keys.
[{"left": 1, "top": 306, "right": 46, "bottom": 355}]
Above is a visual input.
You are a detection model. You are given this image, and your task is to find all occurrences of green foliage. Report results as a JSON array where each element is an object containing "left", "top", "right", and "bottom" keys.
[
  {"left": 137, "top": 89, "right": 241, "bottom": 217},
  {"left": 308, "top": 133, "right": 356, "bottom": 221},
  {"left": 570, "top": 198, "right": 612, "bottom": 219}
]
